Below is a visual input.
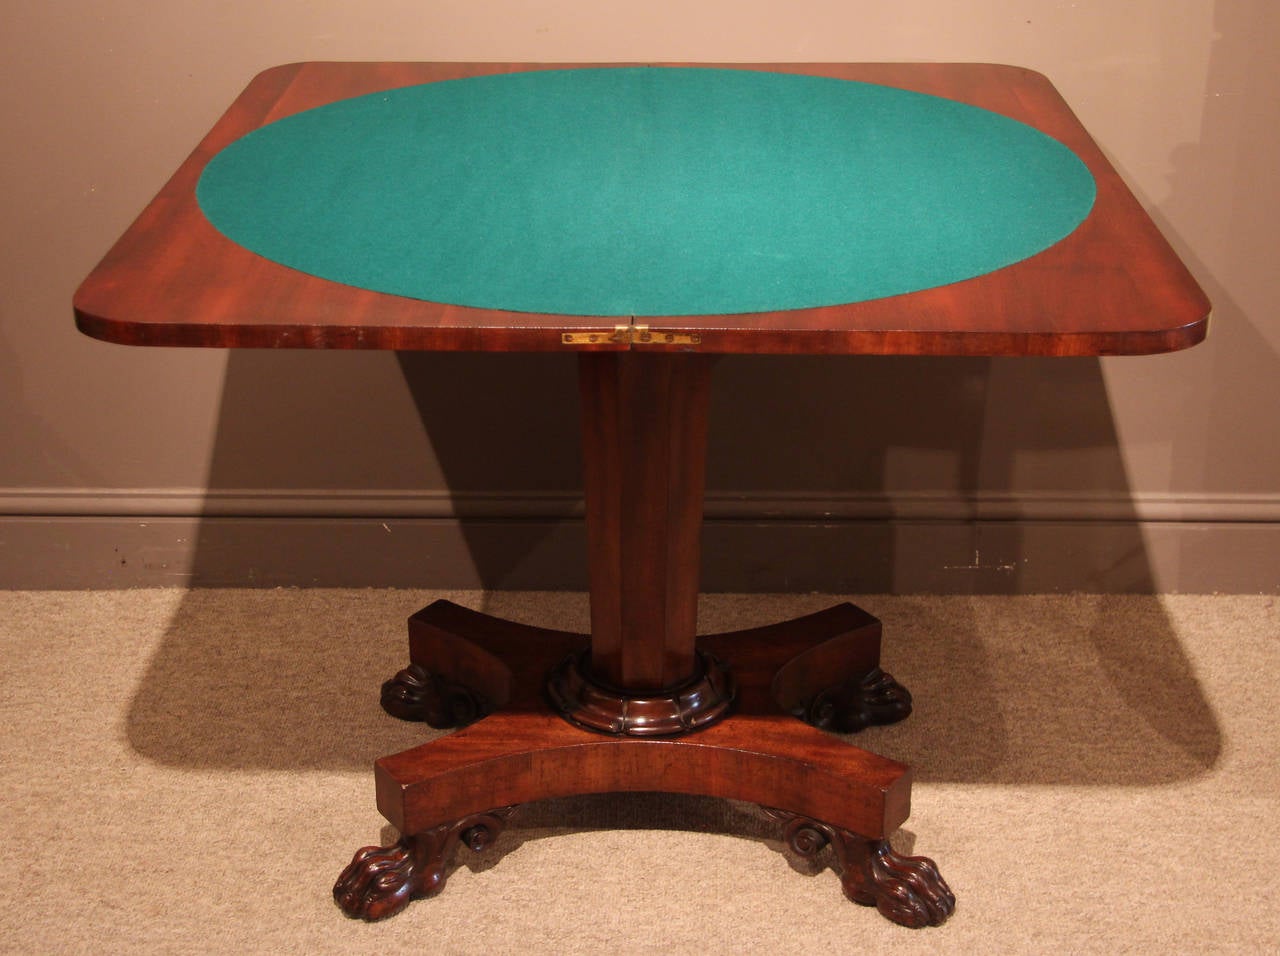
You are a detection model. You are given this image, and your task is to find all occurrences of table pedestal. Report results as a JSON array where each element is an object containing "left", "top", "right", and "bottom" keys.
[{"left": 334, "top": 354, "right": 954, "bottom": 928}]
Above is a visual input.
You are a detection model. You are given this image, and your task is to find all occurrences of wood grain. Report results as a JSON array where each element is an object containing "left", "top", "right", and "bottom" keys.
[
  {"left": 379, "top": 599, "right": 914, "bottom": 841},
  {"left": 578, "top": 353, "right": 713, "bottom": 689}
]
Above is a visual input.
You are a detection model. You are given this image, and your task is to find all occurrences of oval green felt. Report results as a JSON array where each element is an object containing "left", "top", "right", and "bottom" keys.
[{"left": 196, "top": 67, "right": 1096, "bottom": 317}]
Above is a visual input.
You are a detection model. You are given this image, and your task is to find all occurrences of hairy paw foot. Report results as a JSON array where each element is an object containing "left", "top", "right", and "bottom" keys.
[{"left": 801, "top": 667, "right": 913, "bottom": 732}]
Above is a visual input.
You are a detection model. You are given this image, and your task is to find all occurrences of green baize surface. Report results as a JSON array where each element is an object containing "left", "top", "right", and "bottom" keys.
[{"left": 197, "top": 67, "right": 1096, "bottom": 317}]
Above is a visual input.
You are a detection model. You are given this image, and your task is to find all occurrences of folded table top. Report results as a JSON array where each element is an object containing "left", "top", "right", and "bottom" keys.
[{"left": 74, "top": 62, "right": 1209, "bottom": 356}]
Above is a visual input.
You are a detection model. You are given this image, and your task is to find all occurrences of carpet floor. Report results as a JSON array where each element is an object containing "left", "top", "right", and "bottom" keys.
[{"left": 2, "top": 589, "right": 1276, "bottom": 954}]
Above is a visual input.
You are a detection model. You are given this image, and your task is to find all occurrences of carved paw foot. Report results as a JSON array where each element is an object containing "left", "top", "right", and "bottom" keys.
[
  {"left": 380, "top": 663, "right": 489, "bottom": 727},
  {"left": 799, "top": 667, "right": 912, "bottom": 733},
  {"left": 840, "top": 837, "right": 955, "bottom": 928},
  {"left": 334, "top": 807, "right": 518, "bottom": 921},
  {"left": 333, "top": 837, "right": 425, "bottom": 921},
  {"left": 767, "top": 809, "right": 954, "bottom": 928}
]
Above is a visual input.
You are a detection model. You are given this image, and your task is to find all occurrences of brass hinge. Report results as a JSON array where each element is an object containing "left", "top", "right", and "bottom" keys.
[
  {"left": 631, "top": 325, "right": 702, "bottom": 346},
  {"left": 561, "top": 325, "right": 631, "bottom": 346},
  {"left": 561, "top": 324, "right": 701, "bottom": 347}
]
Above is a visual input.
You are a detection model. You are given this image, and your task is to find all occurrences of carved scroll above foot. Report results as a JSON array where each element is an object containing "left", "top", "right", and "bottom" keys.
[
  {"left": 766, "top": 809, "right": 954, "bottom": 928},
  {"left": 334, "top": 806, "right": 518, "bottom": 921},
  {"left": 797, "top": 667, "right": 913, "bottom": 733},
  {"left": 380, "top": 663, "right": 489, "bottom": 728}
]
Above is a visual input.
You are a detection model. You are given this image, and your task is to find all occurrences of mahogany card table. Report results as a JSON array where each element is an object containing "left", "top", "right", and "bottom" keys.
[{"left": 74, "top": 62, "right": 1209, "bottom": 928}]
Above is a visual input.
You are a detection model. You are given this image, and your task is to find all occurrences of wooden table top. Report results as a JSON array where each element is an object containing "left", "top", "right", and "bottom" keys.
[{"left": 73, "top": 62, "right": 1209, "bottom": 356}]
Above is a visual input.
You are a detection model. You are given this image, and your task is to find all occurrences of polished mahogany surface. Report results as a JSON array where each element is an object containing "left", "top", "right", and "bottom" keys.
[{"left": 74, "top": 62, "right": 1209, "bottom": 357}]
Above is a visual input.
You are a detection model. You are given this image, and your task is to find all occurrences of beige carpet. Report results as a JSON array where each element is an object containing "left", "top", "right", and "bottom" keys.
[{"left": 2, "top": 589, "right": 1277, "bottom": 954}]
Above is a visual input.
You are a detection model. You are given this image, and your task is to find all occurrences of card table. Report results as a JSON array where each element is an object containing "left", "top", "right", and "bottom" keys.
[{"left": 74, "top": 62, "right": 1209, "bottom": 928}]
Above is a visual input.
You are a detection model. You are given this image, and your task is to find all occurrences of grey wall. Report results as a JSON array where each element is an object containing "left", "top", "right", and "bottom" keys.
[{"left": 4, "top": 1, "right": 1278, "bottom": 592}]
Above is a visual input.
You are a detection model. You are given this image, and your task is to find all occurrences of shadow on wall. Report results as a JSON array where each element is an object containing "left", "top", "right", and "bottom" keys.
[
  {"left": 704, "top": 353, "right": 1157, "bottom": 594},
  {"left": 127, "top": 351, "right": 1219, "bottom": 785}
]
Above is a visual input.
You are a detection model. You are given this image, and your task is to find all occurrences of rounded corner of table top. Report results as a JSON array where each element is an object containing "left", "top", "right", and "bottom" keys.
[
  {"left": 71, "top": 279, "right": 136, "bottom": 348},
  {"left": 973, "top": 61, "right": 1057, "bottom": 86},
  {"left": 1159, "top": 307, "right": 1214, "bottom": 354},
  {"left": 71, "top": 301, "right": 119, "bottom": 347},
  {"left": 246, "top": 60, "right": 308, "bottom": 87}
]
